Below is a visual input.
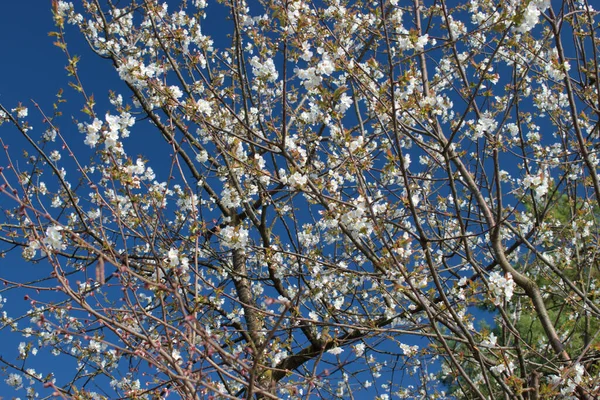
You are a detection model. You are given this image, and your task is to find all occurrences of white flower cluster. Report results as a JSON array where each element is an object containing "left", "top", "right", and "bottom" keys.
[
  {"left": 288, "top": 172, "right": 308, "bottom": 188},
  {"left": 490, "top": 360, "right": 515, "bottom": 375},
  {"left": 53, "top": 1, "right": 82, "bottom": 24},
  {"left": 55, "top": 1, "right": 72, "bottom": 18},
  {"left": 81, "top": 118, "right": 102, "bottom": 147},
  {"left": 43, "top": 225, "right": 66, "bottom": 252},
  {"left": 336, "top": 93, "right": 352, "bottom": 114},
  {"left": 522, "top": 170, "right": 550, "bottom": 198},
  {"left": 353, "top": 342, "right": 365, "bottom": 356},
  {"left": 220, "top": 226, "right": 249, "bottom": 250},
  {"left": 195, "top": 150, "right": 208, "bottom": 163},
  {"left": 117, "top": 56, "right": 164, "bottom": 88},
  {"left": 271, "top": 349, "right": 288, "bottom": 366},
  {"left": 295, "top": 51, "right": 336, "bottom": 90},
  {"left": 166, "top": 248, "right": 180, "bottom": 268},
  {"left": 548, "top": 363, "right": 585, "bottom": 397},
  {"left": 78, "top": 112, "right": 134, "bottom": 151},
  {"left": 165, "top": 248, "right": 190, "bottom": 271},
  {"left": 249, "top": 56, "right": 278, "bottom": 83},
  {"left": 339, "top": 196, "right": 384, "bottom": 238},
  {"left": 196, "top": 99, "right": 212, "bottom": 117},
  {"left": 12, "top": 106, "right": 28, "bottom": 119},
  {"left": 172, "top": 348, "right": 182, "bottom": 363},
  {"left": 23, "top": 239, "right": 41, "bottom": 260},
  {"left": 513, "top": 0, "right": 550, "bottom": 34},
  {"left": 18, "top": 341, "right": 38, "bottom": 358},
  {"left": 487, "top": 271, "right": 515, "bottom": 306},
  {"left": 5, "top": 373, "right": 22, "bottom": 389},
  {"left": 110, "top": 375, "right": 141, "bottom": 391},
  {"left": 87, "top": 339, "right": 106, "bottom": 353},
  {"left": 480, "top": 332, "right": 497, "bottom": 348},
  {"left": 327, "top": 347, "right": 344, "bottom": 355},
  {"left": 398, "top": 33, "right": 431, "bottom": 52},
  {"left": 472, "top": 113, "right": 497, "bottom": 139},
  {"left": 298, "top": 224, "right": 319, "bottom": 248},
  {"left": 399, "top": 343, "right": 419, "bottom": 357},
  {"left": 104, "top": 112, "right": 135, "bottom": 148},
  {"left": 176, "top": 192, "right": 199, "bottom": 213}
]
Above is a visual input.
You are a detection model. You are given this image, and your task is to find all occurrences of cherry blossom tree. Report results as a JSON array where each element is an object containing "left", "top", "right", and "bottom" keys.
[{"left": 0, "top": 0, "right": 599, "bottom": 398}]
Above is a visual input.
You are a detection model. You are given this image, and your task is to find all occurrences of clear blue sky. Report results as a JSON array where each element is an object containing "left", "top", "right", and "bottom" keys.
[{"left": 2, "top": 2, "right": 84, "bottom": 110}]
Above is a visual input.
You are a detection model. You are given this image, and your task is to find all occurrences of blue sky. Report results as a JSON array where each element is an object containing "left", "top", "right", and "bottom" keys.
[
  {"left": 1, "top": 3, "right": 59, "bottom": 98},
  {"left": 2, "top": 2, "right": 83, "bottom": 112}
]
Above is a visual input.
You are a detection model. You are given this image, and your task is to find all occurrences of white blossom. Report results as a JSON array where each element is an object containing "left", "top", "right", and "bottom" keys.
[
  {"left": 220, "top": 226, "right": 249, "bottom": 250},
  {"left": 249, "top": 56, "right": 278, "bottom": 82},
  {"left": 5, "top": 373, "right": 23, "bottom": 389},
  {"left": 488, "top": 272, "right": 515, "bottom": 306},
  {"left": 473, "top": 113, "right": 497, "bottom": 139},
  {"left": 288, "top": 172, "right": 308, "bottom": 188},
  {"left": 327, "top": 347, "right": 344, "bottom": 355},
  {"left": 166, "top": 248, "right": 179, "bottom": 268},
  {"left": 43, "top": 225, "right": 65, "bottom": 251}
]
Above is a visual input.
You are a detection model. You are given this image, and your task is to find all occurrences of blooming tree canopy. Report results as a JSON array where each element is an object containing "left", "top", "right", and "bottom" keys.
[{"left": 0, "top": 0, "right": 599, "bottom": 398}]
